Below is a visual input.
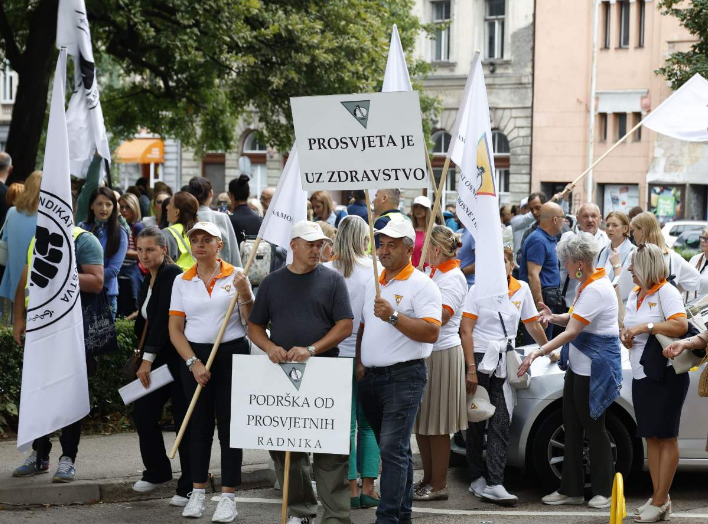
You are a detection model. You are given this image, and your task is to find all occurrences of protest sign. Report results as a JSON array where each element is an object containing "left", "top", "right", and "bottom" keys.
[
  {"left": 291, "top": 91, "right": 427, "bottom": 191},
  {"left": 230, "top": 356, "right": 352, "bottom": 454}
]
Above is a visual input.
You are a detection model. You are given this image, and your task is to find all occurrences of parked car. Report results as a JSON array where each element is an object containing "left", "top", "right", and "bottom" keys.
[
  {"left": 673, "top": 230, "right": 702, "bottom": 259},
  {"left": 451, "top": 345, "right": 708, "bottom": 489},
  {"left": 662, "top": 220, "right": 708, "bottom": 248}
]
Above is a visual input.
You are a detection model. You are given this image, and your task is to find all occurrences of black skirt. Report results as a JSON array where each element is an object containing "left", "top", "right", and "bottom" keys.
[{"left": 632, "top": 367, "right": 690, "bottom": 439}]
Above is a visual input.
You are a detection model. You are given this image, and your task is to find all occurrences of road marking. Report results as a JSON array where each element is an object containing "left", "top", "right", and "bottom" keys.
[{"left": 226, "top": 496, "right": 708, "bottom": 519}]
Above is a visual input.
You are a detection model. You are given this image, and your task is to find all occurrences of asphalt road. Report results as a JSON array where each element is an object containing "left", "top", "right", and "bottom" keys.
[{"left": 2, "top": 466, "right": 707, "bottom": 524}]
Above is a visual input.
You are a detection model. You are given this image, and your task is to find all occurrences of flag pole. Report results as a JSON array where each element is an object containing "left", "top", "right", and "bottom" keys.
[
  {"left": 169, "top": 238, "right": 262, "bottom": 459},
  {"left": 417, "top": 156, "right": 451, "bottom": 270},
  {"left": 365, "top": 190, "right": 381, "bottom": 297},
  {"left": 571, "top": 120, "right": 643, "bottom": 187},
  {"left": 280, "top": 451, "right": 292, "bottom": 524}
]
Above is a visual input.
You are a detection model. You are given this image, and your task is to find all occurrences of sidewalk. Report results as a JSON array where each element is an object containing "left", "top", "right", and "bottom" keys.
[{"left": 0, "top": 432, "right": 274, "bottom": 506}]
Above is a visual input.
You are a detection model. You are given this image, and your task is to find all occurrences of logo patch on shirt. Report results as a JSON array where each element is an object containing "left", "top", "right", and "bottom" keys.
[
  {"left": 222, "top": 284, "right": 232, "bottom": 292},
  {"left": 395, "top": 294, "right": 403, "bottom": 306},
  {"left": 648, "top": 302, "right": 657, "bottom": 310},
  {"left": 512, "top": 301, "right": 521, "bottom": 310}
]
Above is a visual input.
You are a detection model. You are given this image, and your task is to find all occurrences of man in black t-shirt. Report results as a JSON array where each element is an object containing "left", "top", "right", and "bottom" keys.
[{"left": 249, "top": 220, "right": 353, "bottom": 524}]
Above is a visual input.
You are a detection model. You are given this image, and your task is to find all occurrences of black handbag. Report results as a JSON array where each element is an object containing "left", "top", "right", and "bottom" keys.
[{"left": 81, "top": 288, "right": 119, "bottom": 356}]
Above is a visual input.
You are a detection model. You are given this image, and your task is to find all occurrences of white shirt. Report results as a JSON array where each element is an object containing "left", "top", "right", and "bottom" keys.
[
  {"left": 323, "top": 257, "right": 378, "bottom": 358},
  {"left": 169, "top": 260, "right": 247, "bottom": 344},
  {"left": 567, "top": 269, "right": 620, "bottom": 376},
  {"left": 624, "top": 281, "right": 686, "bottom": 380},
  {"left": 596, "top": 238, "right": 635, "bottom": 303},
  {"left": 463, "top": 277, "right": 538, "bottom": 352},
  {"left": 360, "top": 263, "right": 442, "bottom": 368},
  {"left": 425, "top": 261, "right": 467, "bottom": 351},
  {"left": 665, "top": 250, "right": 701, "bottom": 293},
  {"left": 685, "top": 253, "right": 708, "bottom": 306},
  {"left": 559, "top": 229, "right": 611, "bottom": 306}
]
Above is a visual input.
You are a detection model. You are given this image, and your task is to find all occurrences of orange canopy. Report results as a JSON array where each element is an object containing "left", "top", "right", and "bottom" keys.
[{"left": 115, "top": 138, "right": 164, "bottom": 164}]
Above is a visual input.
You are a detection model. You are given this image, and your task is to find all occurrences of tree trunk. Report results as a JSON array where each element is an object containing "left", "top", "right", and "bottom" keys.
[{"left": 5, "top": 0, "right": 58, "bottom": 185}]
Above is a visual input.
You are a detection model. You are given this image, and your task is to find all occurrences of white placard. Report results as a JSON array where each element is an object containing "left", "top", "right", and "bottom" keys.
[
  {"left": 118, "top": 365, "right": 174, "bottom": 405},
  {"left": 290, "top": 91, "right": 427, "bottom": 190},
  {"left": 230, "top": 355, "right": 352, "bottom": 454}
]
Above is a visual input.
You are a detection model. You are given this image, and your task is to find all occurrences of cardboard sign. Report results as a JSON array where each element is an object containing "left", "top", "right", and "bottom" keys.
[
  {"left": 230, "top": 355, "right": 352, "bottom": 454},
  {"left": 291, "top": 91, "right": 427, "bottom": 190}
]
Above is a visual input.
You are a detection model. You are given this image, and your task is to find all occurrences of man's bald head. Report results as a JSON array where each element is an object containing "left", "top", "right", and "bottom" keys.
[
  {"left": 576, "top": 203, "right": 601, "bottom": 235},
  {"left": 539, "top": 202, "right": 565, "bottom": 236},
  {"left": 0, "top": 152, "right": 12, "bottom": 182}
]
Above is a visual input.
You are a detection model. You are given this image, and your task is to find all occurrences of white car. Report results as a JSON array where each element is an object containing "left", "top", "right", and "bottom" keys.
[
  {"left": 452, "top": 345, "right": 708, "bottom": 489},
  {"left": 662, "top": 221, "right": 708, "bottom": 249}
]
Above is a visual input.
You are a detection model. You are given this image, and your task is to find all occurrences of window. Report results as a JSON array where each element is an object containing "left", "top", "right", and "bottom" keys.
[
  {"left": 616, "top": 113, "right": 627, "bottom": 140},
  {"left": 492, "top": 130, "right": 510, "bottom": 196},
  {"left": 433, "top": 167, "right": 457, "bottom": 193},
  {"left": 619, "top": 1, "right": 630, "bottom": 49},
  {"left": 243, "top": 132, "right": 267, "bottom": 153},
  {"left": 497, "top": 169, "right": 510, "bottom": 193},
  {"left": 637, "top": 0, "right": 645, "bottom": 47},
  {"left": 492, "top": 130, "right": 510, "bottom": 155},
  {"left": 599, "top": 113, "right": 608, "bottom": 141},
  {"left": 430, "top": 130, "right": 451, "bottom": 155},
  {"left": 633, "top": 112, "right": 642, "bottom": 141},
  {"left": 242, "top": 131, "right": 267, "bottom": 198},
  {"left": 603, "top": 2, "right": 611, "bottom": 49},
  {"left": 0, "top": 63, "right": 17, "bottom": 104},
  {"left": 432, "top": 1, "right": 451, "bottom": 62},
  {"left": 485, "top": 0, "right": 505, "bottom": 59}
]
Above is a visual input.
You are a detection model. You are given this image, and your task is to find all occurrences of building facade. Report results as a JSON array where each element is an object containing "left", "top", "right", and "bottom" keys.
[{"left": 532, "top": 0, "right": 705, "bottom": 220}]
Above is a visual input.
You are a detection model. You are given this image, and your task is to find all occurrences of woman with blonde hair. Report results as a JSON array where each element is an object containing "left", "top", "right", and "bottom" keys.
[
  {"left": 413, "top": 225, "right": 468, "bottom": 501},
  {"left": 311, "top": 190, "right": 347, "bottom": 227},
  {"left": 323, "top": 215, "right": 381, "bottom": 509},
  {"left": 119, "top": 192, "right": 145, "bottom": 309},
  {"left": 630, "top": 212, "right": 700, "bottom": 293},
  {"left": 596, "top": 211, "right": 635, "bottom": 303},
  {"left": 0, "top": 172, "right": 41, "bottom": 304}
]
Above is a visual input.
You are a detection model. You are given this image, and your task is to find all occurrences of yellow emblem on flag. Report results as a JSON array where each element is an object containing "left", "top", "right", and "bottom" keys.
[
  {"left": 395, "top": 294, "right": 403, "bottom": 306},
  {"left": 648, "top": 302, "right": 657, "bottom": 310},
  {"left": 476, "top": 134, "right": 496, "bottom": 197}
]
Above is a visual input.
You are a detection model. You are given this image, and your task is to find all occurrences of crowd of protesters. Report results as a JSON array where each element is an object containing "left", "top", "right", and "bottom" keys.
[{"left": 6, "top": 149, "right": 708, "bottom": 524}]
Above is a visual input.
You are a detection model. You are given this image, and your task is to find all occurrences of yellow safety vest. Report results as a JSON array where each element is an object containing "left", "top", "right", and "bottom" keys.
[{"left": 166, "top": 223, "right": 195, "bottom": 271}]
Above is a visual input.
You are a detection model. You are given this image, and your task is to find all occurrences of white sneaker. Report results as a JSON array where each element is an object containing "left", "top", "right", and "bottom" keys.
[
  {"left": 468, "top": 477, "right": 487, "bottom": 498},
  {"left": 170, "top": 494, "right": 190, "bottom": 507},
  {"left": 212, "top": 495, "right": 238, "bottom": 523},
  {"left": 285, "top": 518, "right": 311, "bottom": 524},
  {"left": 588, "top": 495, "right": 611, "bottom": 509},
  {"left": 542, "top": 491, "right": 585, "bottom": 506},
  {"left": 482, "top": 484, "right": 518, "bottom": 506},
  {"left": 182, "top": 491, "right": 206, "bottom": 518},
  {"left": 132, "top": 479, "right": 169, "bottom": 492}
]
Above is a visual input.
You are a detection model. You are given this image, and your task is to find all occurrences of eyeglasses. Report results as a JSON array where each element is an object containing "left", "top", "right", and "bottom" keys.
[{"left": 701, "top": 237, "right": 708, "bottom": 242}]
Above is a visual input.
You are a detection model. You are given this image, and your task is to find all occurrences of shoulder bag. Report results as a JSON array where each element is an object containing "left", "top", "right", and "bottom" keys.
[
  {"left": 121, "top": 319, "right": 149, "bottom": 380},
  {"left": 499, "top": 312, "right": 531, "bottom": 389},
  {"left": 81, "top": 287, "right": 119, "bottom": 356},
  {"left": 653, "top": 290, "right": 706, "bottom": 374}
]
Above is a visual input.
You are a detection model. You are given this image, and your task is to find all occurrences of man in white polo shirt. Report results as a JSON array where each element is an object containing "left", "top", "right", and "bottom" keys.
[{"left": 356, "top": 218, "right": 442, "bottom": 524}]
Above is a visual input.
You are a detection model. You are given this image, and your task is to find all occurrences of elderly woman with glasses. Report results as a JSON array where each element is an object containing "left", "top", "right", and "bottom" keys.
[
  {"left": 518, "top": 232, "right": 622, "bottom": 510},
  {"left": 685, "top": 227, "right": 708, "bottom": 306}
]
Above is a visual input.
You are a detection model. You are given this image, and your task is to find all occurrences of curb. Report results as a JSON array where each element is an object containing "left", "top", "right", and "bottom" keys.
[{"left": 0, "top": 464, "right": 275, "bottom": 507}]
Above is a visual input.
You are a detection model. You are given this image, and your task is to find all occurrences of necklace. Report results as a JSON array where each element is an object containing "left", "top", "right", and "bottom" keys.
[{"left": 197, "top": 263, "right": 220, "bottom": 290}]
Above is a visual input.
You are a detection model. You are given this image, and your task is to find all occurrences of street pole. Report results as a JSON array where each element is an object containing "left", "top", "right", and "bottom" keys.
[{"left": 586, "top": 0, "right": 600, "bottom": 204}]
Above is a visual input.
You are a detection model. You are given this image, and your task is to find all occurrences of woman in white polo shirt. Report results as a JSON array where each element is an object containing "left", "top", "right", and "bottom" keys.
[
  {"left": 461, "top": 247, "right": 548, "bottom": 506},
  {"left": 169, "top": 221, "right": 254, "bottom": 523},
  {"left": 621, "top": 243, "right": 689, "bottom": 522},
  {"left": 413, "top": 225, "right": 468, "bottom": 502}
]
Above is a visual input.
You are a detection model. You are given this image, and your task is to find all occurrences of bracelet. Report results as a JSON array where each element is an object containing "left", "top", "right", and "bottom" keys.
[
  {"left": 238, "top": 297, "right": 254, "bottom": 306},
  {"left": 690, "top": 337, "right": 696, "bottom": 350},
  {"left": 466, "top": 369, "right": 477, "bottom": 375}
]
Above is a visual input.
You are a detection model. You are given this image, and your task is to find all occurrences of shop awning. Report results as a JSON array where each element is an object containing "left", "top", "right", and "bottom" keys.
[{"left": 115, "top": 138, "right": 164, "bottom": 164}]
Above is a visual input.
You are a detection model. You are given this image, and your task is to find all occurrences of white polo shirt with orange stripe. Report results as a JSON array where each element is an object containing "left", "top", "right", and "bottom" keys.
[
  {"left": 169, "top": 260, "right": 248, "bottom": 344},
  {"left": 624, "top": 279, "right": 686, "bottom": 380},
  {"left": 567, "top": 268, "right": 619, "bottom": 377},
  {"left": 360, "top": 262, "right": 442, "bottom": 368},
  {"left": 425, "top": 260, "right": 467, "bottom": 351},
  {"left": 462, "top": 276, "right": 538, "bottom": 352}
]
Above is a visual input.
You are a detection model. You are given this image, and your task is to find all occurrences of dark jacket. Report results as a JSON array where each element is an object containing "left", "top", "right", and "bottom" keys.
[
  {"left": 230, "top": 204, "right": 262, "bottom": 246},
  {"left": 134, "top": 261, "right": 183, "bottom": 365}
]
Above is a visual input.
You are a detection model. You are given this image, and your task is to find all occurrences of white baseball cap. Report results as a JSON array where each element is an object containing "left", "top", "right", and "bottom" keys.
[
  {"left": 187, "top": 221, "right": 222, "bottom": 240},
  {"left": 291, "top": 220, "right": 329, "bottom": 242},
  {"left": 520, "top": 197, "right": 529, "bottom": 207},
  {"left": 375, "top": 217, "right": 416, "bottom": 243},
  {"left": 412, "top": 195, "right": 432, "bottom": 209},
  {"left": 467, "top": 386, "right": 496, "bottom": 422}
]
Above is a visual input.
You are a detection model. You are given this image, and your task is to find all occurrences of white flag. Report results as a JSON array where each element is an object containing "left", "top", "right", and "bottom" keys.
[
  {"left": 450, "top": 53, "right": 507, "bottom": 311},
  {"left": 382, "top": 25, "right": 412, "bottom": 93},
  {"left": 641, "top": 74, "right": 708, "bottom": 142},
  {"left": 258, "top": 146, "right": 308, "bottom": 256},
  {"left": 17, "top": 49, "right": 89, "bottom": 450},
  {"left": 57, "top": 0, "right": 111, "bottom": 178}
]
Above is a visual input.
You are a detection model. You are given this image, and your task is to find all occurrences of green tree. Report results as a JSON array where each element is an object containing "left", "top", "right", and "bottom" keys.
[
  {"left": 0, "top": 0, "right": 435, "bottom": 184},
  {"left": 656, "top": 0, "right": 708, "bottom": 88}
]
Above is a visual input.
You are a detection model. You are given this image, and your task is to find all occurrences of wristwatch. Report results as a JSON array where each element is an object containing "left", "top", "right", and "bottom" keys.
[
  {"left": 388, "top": 311, "right": 399, "bottom": 326},
  {"left": 647, "top": 322, "right": 655, "bottom": 335},
  {"left": 307, "top": 345, "right": 316, "bottom": 357},
  {"left": 185, "top": 356, "right": 200, "bottom": 371}
]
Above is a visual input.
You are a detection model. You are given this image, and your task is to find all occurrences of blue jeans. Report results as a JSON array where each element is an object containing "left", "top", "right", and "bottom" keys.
[{"left": 358, "top": 360, "right": 427, "bottom": 524}]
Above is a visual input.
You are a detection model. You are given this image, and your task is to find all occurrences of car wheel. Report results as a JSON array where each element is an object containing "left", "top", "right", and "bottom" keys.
[{"left": 531, "top": 406, "right": 634, "bottom": 491}]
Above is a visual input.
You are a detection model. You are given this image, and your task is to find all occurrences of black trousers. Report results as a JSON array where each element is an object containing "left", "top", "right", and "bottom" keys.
[
  {"left": 181, "top": 338, "right": 249, "bottom": 487},
  {"left": 133, "top": 358, "right": 192, "bottom": 497},
  {"left": 33, "top": 419, "right": 82, "bottom": 462}
]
